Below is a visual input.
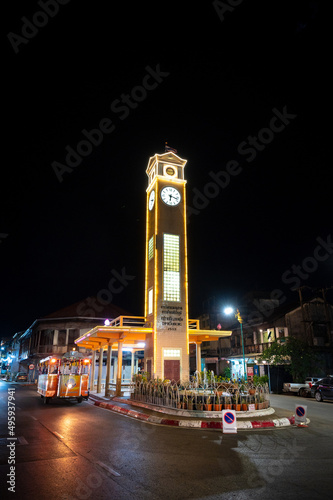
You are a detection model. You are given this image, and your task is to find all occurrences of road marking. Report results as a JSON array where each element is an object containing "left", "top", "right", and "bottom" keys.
[
  {"left": 53, "top": 431, "right": 64, "bottom": 439},
  {"left": 96, "top": 461, "right": 121, "bottom": 477},
  {"left": 0, "top": 436, "right": 28, "bottom": 445},
  {"left": 18, "top": 436, "right": 28, "bottom": 445}
]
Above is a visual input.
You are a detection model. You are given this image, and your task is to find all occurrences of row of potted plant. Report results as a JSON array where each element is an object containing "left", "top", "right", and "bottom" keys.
[
  {"left": 178, "top": 395, "right": 269, "bottom": 411},
  {"left": 131, "top": 376, "right": 270, "bottom": 411}
]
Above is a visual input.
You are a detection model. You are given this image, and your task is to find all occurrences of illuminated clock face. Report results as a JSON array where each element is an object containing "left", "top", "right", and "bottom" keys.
[
  {"left": 166, "top": 166, "right": 175, "bottom": 176},
  {"left": 160, "top": 186, "right": 181, "bottom": 206},
  {"left": 149, "top": 190, "right": 155, "bottom": 210}
]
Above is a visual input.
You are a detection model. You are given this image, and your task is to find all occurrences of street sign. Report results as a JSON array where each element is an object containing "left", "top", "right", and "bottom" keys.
[
  {"left": 29, "top": 364, "right": 34, "bottom": 370},
  {"left": 295, "top": 405, "right": 307, "bottom": 424},
  {"left": 222, "top": 409, "right": 237, "bottom": 433}
]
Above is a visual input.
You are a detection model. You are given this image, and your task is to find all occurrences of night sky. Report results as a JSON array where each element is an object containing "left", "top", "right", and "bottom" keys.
[{"left": 1, "top": 0, "right": 332, "bottom": 338}]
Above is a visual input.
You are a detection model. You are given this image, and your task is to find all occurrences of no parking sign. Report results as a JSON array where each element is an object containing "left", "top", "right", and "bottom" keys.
[
  {"left": 222, "top": 409, "right": 237, "bottom": 434},
  {"left": 295, "top": 405, "right": 307, "bottom": 424}
]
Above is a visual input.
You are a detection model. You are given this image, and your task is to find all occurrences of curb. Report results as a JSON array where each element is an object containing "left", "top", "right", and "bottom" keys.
[
  {"left": 112, "top": 397, "right": 276, "bottom": 419},
  {"left": 90, "top": 398, "right": 306, "bottom": 430}
]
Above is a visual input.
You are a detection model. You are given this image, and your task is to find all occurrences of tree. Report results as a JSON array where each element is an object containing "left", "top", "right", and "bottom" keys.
[{"left": 258, "top": 337, "right": 319, "bottom": 383}]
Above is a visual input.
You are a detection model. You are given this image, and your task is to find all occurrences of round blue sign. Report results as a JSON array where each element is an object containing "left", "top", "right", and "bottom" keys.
[
  {"left": 296, "top": 406, "right": 305, "bottom": 417},
  {"left": 224, "top": 412, "right": 235, "bottom": 424}
]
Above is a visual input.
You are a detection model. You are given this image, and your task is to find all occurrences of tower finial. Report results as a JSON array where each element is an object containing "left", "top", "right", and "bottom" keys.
[{"left": 165, "top": 142, "right": 177, "bottom": 154}]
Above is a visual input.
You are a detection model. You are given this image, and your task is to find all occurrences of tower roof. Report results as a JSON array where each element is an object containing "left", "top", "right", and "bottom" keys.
[{"left": 146, "top": 152, "right": 187, "bottom": 176}]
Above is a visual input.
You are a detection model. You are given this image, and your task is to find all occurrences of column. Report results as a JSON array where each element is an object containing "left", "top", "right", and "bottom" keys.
[
  {"left": 90, "top": 350, "right": 96, "bottom": 392},
  {"left": 97, "top": 347, "right": 104, "bottom": 394},
  {"left": 130, "top": 350, "right": 135, "bottom": 381},
  {"left": 116, "top": 340, "right": 124, "bottom": 397},
  {"left": 105, "top": 343, "right": 113, "bottom": 398},
  {"left": 196, "top": 342, "right": 202, "bottom": 373}
]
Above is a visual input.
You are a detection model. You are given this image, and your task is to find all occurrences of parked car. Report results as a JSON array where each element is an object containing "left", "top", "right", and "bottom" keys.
[
  {"left": 310, "top": 377, "right": 333, "bottom": 402},
  {"left": 283, "top": 377, "right": 320, "bottom": 396},
  {"left": 301, "top": 377, "right": 321, "bottom": 397},
  {"left": 15, "top": 372, "right": 28, "bottom": 382}
]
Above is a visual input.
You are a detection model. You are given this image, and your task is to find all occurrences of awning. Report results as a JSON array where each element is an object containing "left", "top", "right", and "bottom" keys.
[{"left": 75, "top": 316, "right": 231, "bottom": 351}]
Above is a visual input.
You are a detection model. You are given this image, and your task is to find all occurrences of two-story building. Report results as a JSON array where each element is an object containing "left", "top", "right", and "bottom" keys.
[
  {"left": 9, "top": 297, "right": 135, "bottom": 382},
  {"left": 198, "top": 291, "right": 333, "bottom": 392}
]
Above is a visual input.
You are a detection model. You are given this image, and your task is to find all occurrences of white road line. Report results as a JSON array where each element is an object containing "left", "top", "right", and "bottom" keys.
[
  {"left": 18, "top": 436, "right": 28, "bottom": 445},
  {"left": 96, "top": 461, "right": 121, "bottom": 477},
  {"left": 53, "top": 431, "right": 64, "bottom": 439}
]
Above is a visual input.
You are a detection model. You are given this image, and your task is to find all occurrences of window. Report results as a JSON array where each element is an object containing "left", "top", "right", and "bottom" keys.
[
  {"left": 68, "top": 329, "right": 79, "bottom": 345},
  {"left": 58, "top": 329, "right": 67, "bottom": 346},
  {"left": 148, "top": 288, "right": 153, "bottom": 315},
  {"left": 148, "top": 236, "right": 154, "bottom": 260},
  {"left": 40, "top": 329, "right": 54, "bottom": 346},
  {"left": 163, "top": 234, "right": 180, "bottom": 302}
]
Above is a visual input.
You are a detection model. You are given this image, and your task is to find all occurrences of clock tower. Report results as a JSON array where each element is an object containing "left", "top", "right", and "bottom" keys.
[{"left": 144, "top": 151, "right": 189, "bottom": 381}]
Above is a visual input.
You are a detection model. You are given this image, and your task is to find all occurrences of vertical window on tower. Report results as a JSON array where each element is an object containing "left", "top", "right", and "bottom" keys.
[
  {"left": 148, "top": 236, "right": 154, "bottom": 260},
  {"left": 163, "top": 234, "right": 180, "bottom": 301},
  {"left": 148, "top": 288, "right": 153, "bottom": 315}
]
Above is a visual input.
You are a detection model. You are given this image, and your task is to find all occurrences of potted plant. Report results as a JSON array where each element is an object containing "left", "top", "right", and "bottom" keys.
[
  {"left": 196, "top": 398, "right": 203, "bottom": 411},
  {"left": 258, "top": 393, "right": 264, "bottom": 410},
  {"left": 224, "top": 394, "right": 232, "bottom": 410},
  {"left": 214, "top": 391, "right": 222, "bottom": 411},
  {"left": 254, "top": 391, "right": 259, "bottom": 410},
  {"left": 187, "top": 395, "right": 194, "bottom": 410},
  {"left": 233, "top": 390, "right": 241, "bottom": 411},
  {"left": 241, "top": 397, "right": 248, "bottom": 411},
  {"left": 204, "top": 395, "right": 212, "bottom": 411}
]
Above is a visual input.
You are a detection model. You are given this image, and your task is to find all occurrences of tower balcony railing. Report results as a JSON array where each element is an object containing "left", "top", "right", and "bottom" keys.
[
  {"left": 188, "top": 319, "right": 200, "bottom": 330},
  {"left": 110, "top": 316, "right": 150, "bottom": 328}
]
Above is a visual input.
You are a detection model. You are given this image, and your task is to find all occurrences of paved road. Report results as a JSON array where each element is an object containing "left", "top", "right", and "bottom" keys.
[{"left": 0, "top": 382, "right": 332, "bottom": 500}]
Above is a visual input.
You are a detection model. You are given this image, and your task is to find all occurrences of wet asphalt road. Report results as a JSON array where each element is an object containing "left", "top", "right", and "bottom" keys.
[{"left": 1, "top": 382, "right": 332, "bottom": 500}]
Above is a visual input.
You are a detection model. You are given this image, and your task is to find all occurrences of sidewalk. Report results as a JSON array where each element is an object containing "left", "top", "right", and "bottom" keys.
[{"left": 88, "top": 392, "right": 309, "bottom": 431}]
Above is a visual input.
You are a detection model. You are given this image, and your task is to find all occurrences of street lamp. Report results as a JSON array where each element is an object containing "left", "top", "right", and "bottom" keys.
[{"left": 224, "top": 307, "right": 247, "bottom": 382}]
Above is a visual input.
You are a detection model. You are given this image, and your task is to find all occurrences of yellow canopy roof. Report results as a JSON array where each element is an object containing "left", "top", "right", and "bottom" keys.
[{"left": 74, "top": 316, "right": 231, "bottom": 351}]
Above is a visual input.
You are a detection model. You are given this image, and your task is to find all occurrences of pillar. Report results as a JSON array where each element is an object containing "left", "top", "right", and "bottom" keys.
[
  {"left": 97, "top": 347, "right": 104, "bottom": 393},
  {"left": 105, "top": 343, "right": 113, "bottom": 398},
  {"left": 130, "top": 350, "right": 135, "bottom": 381},
  {"left": 196, "top": 342, "right": 202, "bottom": 373},
  {"left": 90, "top": 350, "right": 96, "bottom": 392},
  {"left": 113, "top": 358, "right": 117, "bottom": 384},
  {"left": 116, "top": 340, "right": 124, "bottom": 396}
]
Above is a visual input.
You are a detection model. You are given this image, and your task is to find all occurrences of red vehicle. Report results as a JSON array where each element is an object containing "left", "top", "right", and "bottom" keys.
[{"left": 37, "top": 351, "right": 91, "bottom": 404}]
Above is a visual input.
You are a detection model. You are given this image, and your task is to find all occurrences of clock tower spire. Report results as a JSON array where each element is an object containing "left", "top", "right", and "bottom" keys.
[{"left": 144, "top": 151, "right": 189, "bottom": 381}]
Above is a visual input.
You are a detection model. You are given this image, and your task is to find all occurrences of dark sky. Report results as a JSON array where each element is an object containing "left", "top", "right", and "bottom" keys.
[{"left": 1, "top": 0, "right": 332, "bottom": 337}]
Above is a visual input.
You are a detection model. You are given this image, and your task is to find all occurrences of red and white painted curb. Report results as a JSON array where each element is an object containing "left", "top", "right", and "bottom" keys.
[{"left": 90, "top": 397, "right": 306, "bottom": 429}]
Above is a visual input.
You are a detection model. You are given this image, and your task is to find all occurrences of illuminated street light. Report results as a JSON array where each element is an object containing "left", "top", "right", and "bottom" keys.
[{"left": 224, "top": 306, "right": 247, "bottom": 382}]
